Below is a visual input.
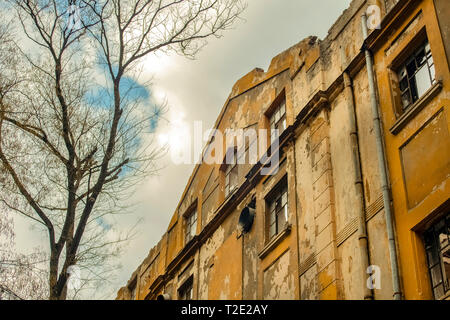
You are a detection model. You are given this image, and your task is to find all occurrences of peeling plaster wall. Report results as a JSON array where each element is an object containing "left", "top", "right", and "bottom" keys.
[
  {"left": 296, "top": 128, "right": 316, "bottom": 262},
  {"left": 338, "top": 233, "right": 364, "bottom": 299},
  {"left": 263, "top": 250, "right": 294, "bottom": 300},
  {"left": 198, "top": 224, "right": 226, "bottom": 299},
  {"left": 329, "top": 94, "right": 359, "bottom": 233},
  {"left": 300, "top": 264, "right": 319, "bottom": 300},
  {"left": 367, "top": 210, "right": 394, "bottom": 299},
  {"left": 207, "top": 231, "right": 242, "bottom": 300}
]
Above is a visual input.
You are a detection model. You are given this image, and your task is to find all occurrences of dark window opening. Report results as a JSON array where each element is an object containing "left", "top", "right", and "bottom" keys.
[
  {"left": 424, "top": 213, "right": 450, "bottom": 299},
  {"left": 178, "top": 276, "right": 194, "bottom": 300}
]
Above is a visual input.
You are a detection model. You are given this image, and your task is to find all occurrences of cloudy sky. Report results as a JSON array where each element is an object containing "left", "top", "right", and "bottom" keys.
[{"left": 13, "top": 0, "right": 352, "bottom": 299}]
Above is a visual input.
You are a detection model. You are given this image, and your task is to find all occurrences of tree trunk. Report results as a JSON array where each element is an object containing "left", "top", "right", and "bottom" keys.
[
  {"left": 48, "top": 249, "right": 67, "bottom": 300},
  {"left": 49, "top": 255, "right": 59, "bottom": 300}
]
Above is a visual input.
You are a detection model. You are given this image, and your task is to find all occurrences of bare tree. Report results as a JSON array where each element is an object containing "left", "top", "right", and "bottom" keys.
[
  {"left": 0, "top": 207, "right": 48, "bottom": 300},
  {"left": 0, "top": 0, "right": 245, "bottom": 300}
]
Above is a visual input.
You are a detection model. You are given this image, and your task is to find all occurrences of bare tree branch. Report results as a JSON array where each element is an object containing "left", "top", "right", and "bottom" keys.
[{"left": 0, "top": 0, "right": 245, "bottom": 299}]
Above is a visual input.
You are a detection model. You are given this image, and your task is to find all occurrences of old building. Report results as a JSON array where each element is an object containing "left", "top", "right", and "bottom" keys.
[{"left": 117, "top": 0, "right": 449, "bottom": 300}]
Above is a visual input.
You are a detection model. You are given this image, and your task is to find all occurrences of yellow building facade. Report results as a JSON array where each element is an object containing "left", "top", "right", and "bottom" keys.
[
  {"left": 117, "top": 0, "right": 449, "bottom": 300},
  {"left": 369, "top": 0, "right": 450, "bottom": 300}
]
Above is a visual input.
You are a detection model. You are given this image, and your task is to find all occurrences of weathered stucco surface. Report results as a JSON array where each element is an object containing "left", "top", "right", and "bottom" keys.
[{"left": 117, "top": 0, "right": 450, "bottom": 301}]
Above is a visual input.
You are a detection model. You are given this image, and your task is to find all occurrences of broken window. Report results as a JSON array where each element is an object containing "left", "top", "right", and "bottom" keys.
[
  {"left": 269, "top": 97, "right": 287, "bottom": 142},
  {"left": 178, "top": 276, "right": 194, "bottom": 300},
  {"left": 185, "top": 208, "right": 197, "bottom": 245},
  {"left": 224, "top": 148, "right": 238, "bottom": 198},
  {"left": 423, "top": 213, "right": 450, "bottom": 299},
  {"left": 266, "top": 179, "right": 288, "bottom": 241},
  {"left": 397, "top": 39, "right": 435, "bottom": 111}
]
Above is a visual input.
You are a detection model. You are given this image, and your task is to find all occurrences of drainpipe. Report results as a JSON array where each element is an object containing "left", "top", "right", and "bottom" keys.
[
  {"left": 343, "top": 72, "right": 373, "bottom": 300},
  {"left": 290, "top": 137, "right": 301, "bottom": 300},
  {"left": 361, "top": 13, "right": 402, "bottom": 300}
]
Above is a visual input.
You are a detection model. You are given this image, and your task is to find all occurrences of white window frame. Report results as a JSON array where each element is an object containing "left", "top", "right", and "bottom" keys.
[
  {"left": 185, "top": 209, "right": 197, "bottom": 245},
  {"left": 270, "top": 98, "right": 287, "bottom": 141},
  {"left": 266, "top": 181, "right": 288, "bottom": 241}
]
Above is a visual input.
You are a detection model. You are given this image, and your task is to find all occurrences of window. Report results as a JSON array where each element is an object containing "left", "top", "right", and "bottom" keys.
[
  {"left": 266, "top": 180, "right": 288, "bottom": 240},
  {"left": 224, "top": 148, "right": 238, "bottom": 198},
  {"left": 269, "top": 98, "right": 287, "bottom": 141},
  {"left": 129, "top": 279, "right": 137, "bottom": 300},
  {"left": 423, "top": 214, "right": 450, "bottom": 299},
  {"left": 178, "top": 276, "right": 193, "bottom": 300},
  {"left": 185, "top": 209, "right": 197, "bottom": 245},
  {"left": 397, "top": 39, "right": 435, "bottom": 111}
]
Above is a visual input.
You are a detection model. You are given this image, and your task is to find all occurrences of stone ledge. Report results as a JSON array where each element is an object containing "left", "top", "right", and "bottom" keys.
[
  {"left": 390, "top": 81, "right": 443, "bottom": 135},
  {"left": 258, "top": 225, "right": 291, "bottom": 260}
]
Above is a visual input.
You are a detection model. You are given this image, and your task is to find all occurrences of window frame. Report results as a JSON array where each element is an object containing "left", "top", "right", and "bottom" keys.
[
  {"left": 395, "top": 38, "right": 436, "bottom": 112},
  {"left": 265, "top": 177, "right": 289, "bottom": 242},
  {"left": 423, "top": 214, "right": 450, "bottom": 300},
  {"left": 223, "top": 147, "right": 239, "bottom": 198},
  {"left": 388, "top": 28, "right": 438, "bottom": 118},
  {"left": 178, "top": 276, "right": 194, "bottom": 301},
  {"left": 269, "top": 97, "right": 287, "bottom": 142},
  {"left": 184, "top": 206, "right": 197, "bottom": 246}
]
